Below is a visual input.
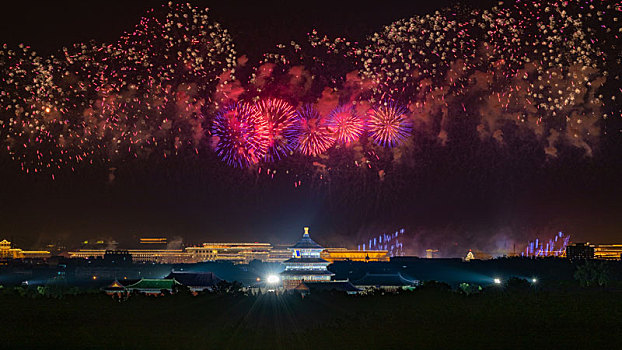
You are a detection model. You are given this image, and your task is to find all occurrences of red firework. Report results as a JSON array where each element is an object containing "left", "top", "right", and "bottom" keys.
[
  {"left": 211, "top": 103, "right": 269, "bottom": 168},
  {"left": 367, "top": 102, "right": 411, "bottom": 147},
  {"left": 252, "top": 98, "right": 297, "bottom": 162},
  {"left": 292, "top": 105, "right": 335, "bottom": 156},
  {"left": 328, "top": 105, "right": 365, "bottom": 144}
]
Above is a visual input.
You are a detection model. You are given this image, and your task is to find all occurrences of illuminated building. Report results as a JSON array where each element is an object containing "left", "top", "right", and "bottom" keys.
[
  {"left": 266, "top": 245, "right": 292, "bottom": 263},
  {"left": 566, "top": 243, "right": 622, "bottom": 261},
  {"left": 0, "top": 239, "right": 51, "bottom": 259},
  {"left": 593, "top": 245, "right": 622, "bottom": 261},
  {"left": 185, "top": 242, "right": 272, "bottom": 264},
  {"left": 566, "top": 243, "right": 595, "bottom": 260},
  {"left": 280, "top": 227, "right": 334, "bottom": 289},
  {"left": 426, "top": 249, "right": 439, "bottom": 259},
  {"left": 320, "top": 248, "right": 390, "bottom": 263},
  {"left": 140, "top": 237, "right": 167, "bottom": 245},
  {"left": 68, "top": 249, "right": 192, "bottom": 264},
  {"left": 464, "top": 250, "right": 492, "bottom": 261},
  {"left": 102, "top": 280, "right": 128, "bottom": 296}
]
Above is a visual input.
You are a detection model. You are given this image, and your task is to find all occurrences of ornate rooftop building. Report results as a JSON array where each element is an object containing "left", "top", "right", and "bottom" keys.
[{"left": 280, "top": 227, "right": 334, "bottom": 289}]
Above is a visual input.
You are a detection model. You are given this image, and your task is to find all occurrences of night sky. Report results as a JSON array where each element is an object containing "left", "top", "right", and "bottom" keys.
[{"left": 0, "top": 0, "right": 620, "bottom": 255}]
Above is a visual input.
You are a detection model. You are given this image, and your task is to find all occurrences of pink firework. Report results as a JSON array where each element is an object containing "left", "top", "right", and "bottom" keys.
[
  {"left": 252, "top": 98, "right": 297, "bottom": 162},
  {"left": 367, "top": 103, "right": 411, "bottom": 147},
  {"left": 292, "top": 105, "right": 335, "bottom": 156},
  {"left": 328, "top": 105, "right": 365, "bottom": 144},
  {"left": 211, "top": 103, "right": 269, "bottom": 168}
]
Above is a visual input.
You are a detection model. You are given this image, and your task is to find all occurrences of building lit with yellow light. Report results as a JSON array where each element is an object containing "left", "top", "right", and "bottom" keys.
[
  {"left": 566, "top": 243, "right": 622, "bottom": 261},
  {"left": 68, "top": 249, "right": 192, "bottom": 264},
  {"left": 426, "top": 249, "right": 439, "bottom": 258},
  {"left": 185, "top": 242, "right": 273, "bottom": 264},
  {"left": 0, "top": 239, "right": 51, "bottom": 259},
  {"left": 594, "top": 244, "right": 622, "bottom": 260},
  {"left": 321, "top": 248, "right": 390, "bottom": 263}
]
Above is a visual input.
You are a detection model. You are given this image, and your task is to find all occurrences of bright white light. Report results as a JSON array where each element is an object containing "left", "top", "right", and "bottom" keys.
[
  {"left": 493, "top": 278, "right": 502, "bottom": 284},
  {"left": 267, "top": 275, "right": 280, "bottom": 284},
  {"left": 532, "top": 278, "right": 537, "bottom": 283}
]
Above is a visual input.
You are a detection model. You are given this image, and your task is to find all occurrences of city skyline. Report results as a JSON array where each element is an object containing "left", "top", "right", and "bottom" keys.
[{"left": 0, "top": 0, "right": 620, "bottom": 253}]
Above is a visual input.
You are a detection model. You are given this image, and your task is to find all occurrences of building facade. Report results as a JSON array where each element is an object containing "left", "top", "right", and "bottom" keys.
[
  {"left": 0, "top": 239, "right": 51, "bottom": 259},
  {"left": 566, "top": 243, "right": 595, "bottom": 260},
  {"left": 185, "top": 242, "right": 273, "bottom": 264},
  {"left": 280, "top": 227, "right": 334, "bottom": 289},
  {"left": 321, "top": 248, "right": 390, "bottom": 263}
]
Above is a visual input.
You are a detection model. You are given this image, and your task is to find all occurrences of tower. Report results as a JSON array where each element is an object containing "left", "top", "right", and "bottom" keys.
[{"left": 280, "top": 227, "right": 334, "bottom": 289}]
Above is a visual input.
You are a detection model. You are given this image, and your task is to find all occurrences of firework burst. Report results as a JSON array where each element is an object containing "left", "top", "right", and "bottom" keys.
[
  {"left": 328, "top": 105, "right": 365, "bottom": 144},
  {"left": 251, "top": 98, "right": 297, "bottom": 161},
  {"left": 292, "top": 105, "right": 335, "bottom": 156},
  {"left": 211, "top": 103, "right": 269, "bottom": 168},
  {"left": 367, "top": 103, "right": 412, "bottom": 147}
]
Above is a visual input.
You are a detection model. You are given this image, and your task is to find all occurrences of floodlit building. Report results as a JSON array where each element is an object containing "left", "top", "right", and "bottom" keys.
[
  {"left": 69, "top": 249, "right": 192, "bottom": 264},
  {"left": 321, "top": 248, "right": 390, "bottom": 263},
  {"left": 280, "top": 227, "right": 334, "bottom": 289},
  {"left": 593, "top": 244, "right": 622, "bottom": 261},
  {"left": 185, "top": 242, "right": 272, "bottom": 264},
  {"left": 0, "top": 239, "right": 51, "bottom": 259},
  {"left": 426, "top": 249, "right": 439, "bottom": 259}
]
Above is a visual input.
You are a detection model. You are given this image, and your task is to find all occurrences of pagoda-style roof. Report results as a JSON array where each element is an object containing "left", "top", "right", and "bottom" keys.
[
  {"left": 126, "top": 278, "right": 179, "bottom": 290},
  {"left": 164, "top": 270, "right": 221, "bottom": 287},
  {"left": 352, "top": 273, "right": 418, "bottom": 287},
  {"left": 102, "top": 280, "right": 127, "bottom": 292},
  {"left": 283, "top": 257, "right": 330, "bottom": 264},
  {"left": 290, "top": 227, "right": 323, "bottom": 249}
]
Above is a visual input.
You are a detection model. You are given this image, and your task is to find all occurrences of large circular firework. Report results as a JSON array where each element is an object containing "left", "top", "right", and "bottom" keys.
[
  {"left": 251, "top": 98, "right": 297, "bottom": 161},
  {"left": 291, "top": 105, "right": 336, "bottom": 157},
  {"left": 367, "top": 103, "right": 412, "bottom": 147},
  {"left": 211, "top": 103, "right": 269, "bottom": 168},
  {"left": 328, "top": 105, "right": 365, "bottom": 145}
]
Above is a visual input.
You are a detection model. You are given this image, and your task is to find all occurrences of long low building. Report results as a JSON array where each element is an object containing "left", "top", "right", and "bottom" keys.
[
  {"left": 0, "top": 240, "right": 51, "bottom": 260},
  {"left": 68, "top": 249, "right": 192, "bottom": 264},
  {"left": 68, "top": 239, "right": 390, "bottom": 265},
  {"left": 566, "top": 243, "right": 622, "bottom": 261},
  {"left": 321, "top": 248, "right": 390, "bottom": 263}
]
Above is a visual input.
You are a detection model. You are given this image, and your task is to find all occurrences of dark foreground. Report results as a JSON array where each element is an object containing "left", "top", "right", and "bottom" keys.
[{"left": 2, "top": 288, "right": 622, "bottom": 350}]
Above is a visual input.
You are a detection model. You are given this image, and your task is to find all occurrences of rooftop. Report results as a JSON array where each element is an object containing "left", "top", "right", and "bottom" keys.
[{"left": 290, "top": 227, "right": 323, "bottom": 250}]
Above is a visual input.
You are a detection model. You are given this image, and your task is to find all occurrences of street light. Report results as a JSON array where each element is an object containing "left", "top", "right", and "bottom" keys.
[{"left": 493, "top": 278, "right": 502, "bottom": 285}]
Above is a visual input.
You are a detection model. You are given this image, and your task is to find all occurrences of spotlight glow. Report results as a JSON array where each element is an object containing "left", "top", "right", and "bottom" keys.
[{"left": 266, "top": 275, "right": 280, "bottom": 284}]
